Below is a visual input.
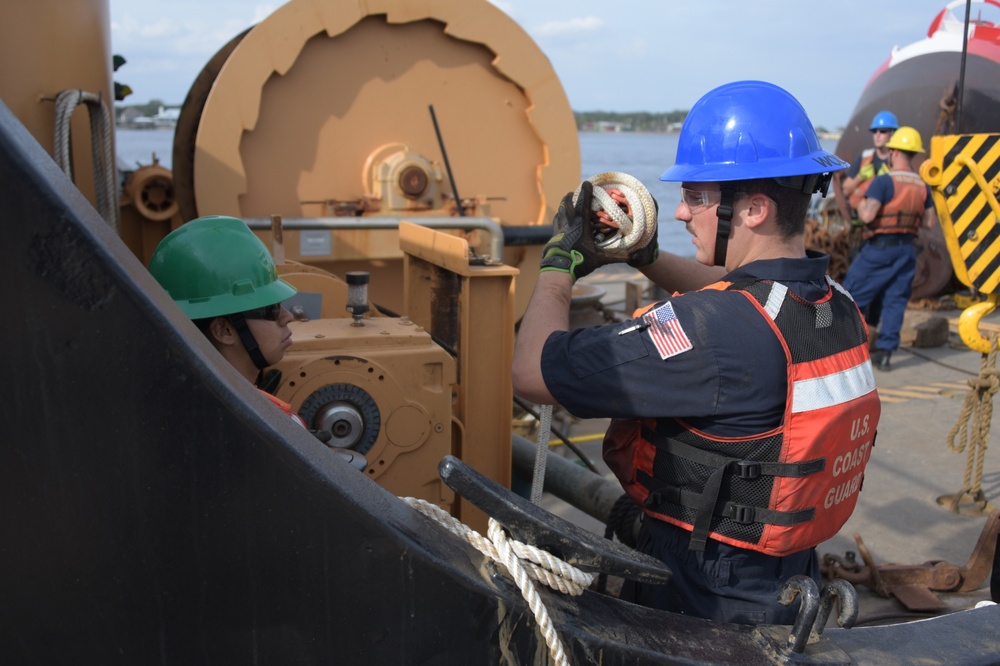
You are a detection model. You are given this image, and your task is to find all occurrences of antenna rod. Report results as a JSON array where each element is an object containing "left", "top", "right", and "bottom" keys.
[
  {"left": 428, "top": 104, "right": 466, "bottom": 217},
  {"left": 957, "top": 0, "right": 972, "bottom": 132}
]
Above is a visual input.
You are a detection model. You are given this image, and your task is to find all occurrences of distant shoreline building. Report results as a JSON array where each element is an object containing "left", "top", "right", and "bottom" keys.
[
  {"left": 117, "top": 105, "right": 180, "bottom": 129},
  {"left": 579, "top": 120, "right": 631, "bottom": 132}
]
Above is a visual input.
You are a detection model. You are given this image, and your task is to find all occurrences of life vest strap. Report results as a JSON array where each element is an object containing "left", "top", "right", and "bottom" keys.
[
  {"left": 638, "top": 429, "right": 823, "bottom": 551},
  {"left": 640, "top": 427, "right": 826, "bottom": 479},
  {"left": 638, "top": 471, "right": 815, "bottom": 548}
]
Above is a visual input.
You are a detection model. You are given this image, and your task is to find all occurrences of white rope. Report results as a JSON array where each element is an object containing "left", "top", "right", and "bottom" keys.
[
  {"left": 53, "top": 89, "right": 120, "bottom": 233},
  {"left": 401, "top": 497, "right": 594, "bottom": 666},
  {"left": 573, "top": 172, "right": 658, "bottom": 259},
  {"left": 529, "top": 404, "right": 553, "bottom": 505}
]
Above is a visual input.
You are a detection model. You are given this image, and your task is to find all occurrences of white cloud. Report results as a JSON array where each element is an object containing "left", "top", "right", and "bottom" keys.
[{"left": 533, "top": 16, "right": 604, "bottom": 37}]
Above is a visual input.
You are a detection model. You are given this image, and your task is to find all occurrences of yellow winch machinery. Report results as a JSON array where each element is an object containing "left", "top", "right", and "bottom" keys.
[
  {"left": 269, "top": 222, "right": 517, "bottom": 532},
  {"left": 1, "top": 0, "right": 574, "bottom": 534},
  {"left": 922, "top": 133, "right": 1000, "bottom": 352}
]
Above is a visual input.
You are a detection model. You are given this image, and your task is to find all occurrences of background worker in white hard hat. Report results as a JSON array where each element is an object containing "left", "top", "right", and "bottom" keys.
[
  {"left": 841, "top": 126, "right": 939, "bottom": 371},
  {"left": 513, "top": 80, "right": 880, "bottom": 625}
]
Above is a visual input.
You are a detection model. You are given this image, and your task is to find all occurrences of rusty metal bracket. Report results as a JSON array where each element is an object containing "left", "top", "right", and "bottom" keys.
[{"left": 821, "top": 509, "right": 1000, "bottom": 611}]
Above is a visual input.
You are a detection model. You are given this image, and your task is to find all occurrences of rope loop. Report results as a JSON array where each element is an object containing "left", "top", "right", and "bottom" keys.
[
  {"left": 573, "top": 172, "right": 658, "bottom": 260},
  {"left": 53, "top": 89, "right": 119, "bottom": 233},
  {"left": 401, "top": 497, "right": 594, "bottom": 666},
  {"left": 945, "top": 333, "right": 996, "bottom": 508}
]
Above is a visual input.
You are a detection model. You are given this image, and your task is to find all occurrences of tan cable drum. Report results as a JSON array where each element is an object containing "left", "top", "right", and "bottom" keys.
[{"left": 185, "top": 0, "right": 580, "bottom": 318}]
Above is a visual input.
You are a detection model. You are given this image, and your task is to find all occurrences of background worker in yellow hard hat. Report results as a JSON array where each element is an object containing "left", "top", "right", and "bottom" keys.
[
  {"left": 148, "top": 215, "right": 366, "bottom": 468},
  {"left": 841, "top": 126, "right": 938, "bottom": 371}
]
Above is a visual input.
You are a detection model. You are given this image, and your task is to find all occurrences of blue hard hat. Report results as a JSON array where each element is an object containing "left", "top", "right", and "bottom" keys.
[
  {"left": 660, "top": 80, "right": 848, "bottom": 186},
  {"left": 869, "top": 110, "right": 900, "bottom": 131}
]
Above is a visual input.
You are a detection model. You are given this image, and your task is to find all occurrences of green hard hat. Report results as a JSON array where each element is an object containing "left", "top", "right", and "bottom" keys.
[{"left": 149, "top": 215, "right": 296, "bottom": 319}]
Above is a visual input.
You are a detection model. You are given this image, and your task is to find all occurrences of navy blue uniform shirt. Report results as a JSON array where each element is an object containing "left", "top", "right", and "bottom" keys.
[{"left": 541, "top": 252, "right": 833, "bottom": 438}]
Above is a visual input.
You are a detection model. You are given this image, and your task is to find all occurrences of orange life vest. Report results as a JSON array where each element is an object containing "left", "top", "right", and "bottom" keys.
[
  {"left": 847, "top": 149, "right": 891, "bottom": 211},
  {"left": 603, "top": 277, "right": 881, "bottom": 556},
  {"left": 869, "top": 170, "right": 927, "bottom": 236},
  {"left": 259, "top": 389, "right": 308, "bottom": 429}
]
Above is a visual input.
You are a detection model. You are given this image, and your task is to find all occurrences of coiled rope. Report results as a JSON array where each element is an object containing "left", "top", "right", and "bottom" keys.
[
  {"left": 573, "top": 172, "right": 658, "bottom": 260},
  {"left": 53, "top": 89, "right": 120, "bottom": 232},
  {"left": 943, "top": 333, "right": 999, "bottom": 512},
  {"left": 401, "top": 497, "right": 593, "bottom": 666}
]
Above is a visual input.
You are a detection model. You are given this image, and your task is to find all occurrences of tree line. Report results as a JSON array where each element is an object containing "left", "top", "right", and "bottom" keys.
[
  {"left": 574, "top": 111, "right": 835, "bottom": 135},
  {"left": 574, "top": 111, "right": 689, "bottom": 133}
]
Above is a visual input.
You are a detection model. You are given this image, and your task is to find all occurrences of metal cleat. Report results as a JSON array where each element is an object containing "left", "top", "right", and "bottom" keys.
[{"left": 438, "top": 455, "right": 672, "bottom": 584}]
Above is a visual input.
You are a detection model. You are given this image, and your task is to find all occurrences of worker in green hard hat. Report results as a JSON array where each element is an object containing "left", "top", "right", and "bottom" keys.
[
  {"left": 149, "top": 216, "right": 367, "bottom": 471},
  {"left": 149, "top": 215, "right": 297, "bottom": 387}
]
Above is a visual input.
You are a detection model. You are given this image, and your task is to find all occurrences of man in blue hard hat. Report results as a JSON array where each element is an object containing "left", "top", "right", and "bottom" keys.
[
  {"left": 842, "top": 110, "right": 899, "bottom": 215},
  {"left": 513, "top": 81, "right": 880, "bottom": 625}
]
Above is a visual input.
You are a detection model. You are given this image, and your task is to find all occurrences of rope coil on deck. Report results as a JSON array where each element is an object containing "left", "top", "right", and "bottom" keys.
[{"left": 402, "top": 497, "right": 593, "bottom": 666}]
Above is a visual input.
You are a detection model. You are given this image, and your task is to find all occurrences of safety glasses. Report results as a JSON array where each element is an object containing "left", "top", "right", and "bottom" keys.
[
  {"left": 871, "top": 128, "right": 893, "bottom": 135},
  {"left": 242, "top": 303, "right": 283, "bottom": 321},
  {"left": 680, "top": 186, "right": 722, "bottom": 212}
]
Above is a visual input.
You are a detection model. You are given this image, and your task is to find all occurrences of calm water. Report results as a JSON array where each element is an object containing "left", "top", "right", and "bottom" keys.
[{"left": 116, "top": 128, "right": 836, "bottom": 258}]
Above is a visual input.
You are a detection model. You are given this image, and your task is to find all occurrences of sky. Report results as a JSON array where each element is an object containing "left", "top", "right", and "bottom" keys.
[{"left": 108, "top": 0, "right": 984, "bottom": 131}]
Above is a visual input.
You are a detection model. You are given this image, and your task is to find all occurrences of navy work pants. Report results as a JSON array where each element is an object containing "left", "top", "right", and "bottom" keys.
[
  {"left": 841, "top": 234, "right": 917, "bottom": 352},
  {"left": 620, "top": 517, "right": 820, "bottom": 625}
]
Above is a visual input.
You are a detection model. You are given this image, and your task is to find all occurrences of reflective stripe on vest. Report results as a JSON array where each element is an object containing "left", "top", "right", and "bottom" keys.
[{"left": 603, "top": 276, "right": 881, "bottom": 556}]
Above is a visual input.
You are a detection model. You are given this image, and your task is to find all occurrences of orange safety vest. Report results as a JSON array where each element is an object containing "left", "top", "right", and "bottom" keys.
[
  {"left": 259, "top": 389, "right": 308, "bottom": 429},
  {"left": 869, "top": 170, "right": 927, "bottom": 236},
  {"left": 603, "top": 277, "right": 881, "bottom": 556},
  {"left": 847, "top": 149, "right": 891, "bottom": 211}
]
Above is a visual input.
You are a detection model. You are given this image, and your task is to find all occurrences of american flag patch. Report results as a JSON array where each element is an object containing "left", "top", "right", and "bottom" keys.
[{"left": 644, "top": 302, "right": 693, "bottom": 360}]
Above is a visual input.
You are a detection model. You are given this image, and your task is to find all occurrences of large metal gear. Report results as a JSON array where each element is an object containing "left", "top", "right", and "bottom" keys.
[{"left": 298, "top": 383, "right": 381, "bottom": 455}]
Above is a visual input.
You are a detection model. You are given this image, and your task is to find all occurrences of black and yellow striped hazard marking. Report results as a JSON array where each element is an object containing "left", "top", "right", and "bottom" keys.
[
  {"left": 921, "top": 133, "right": 1000, "bottom": 294},
  {"left": 877, "top": 380, "right": 971, "bottom": 404}
]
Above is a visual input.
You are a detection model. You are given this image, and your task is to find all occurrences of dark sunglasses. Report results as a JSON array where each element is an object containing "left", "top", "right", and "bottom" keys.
[
  {"left": 241, "top": 303, "right": 283, "bottom": 321},
  {"left": 871, "top": 128, "right": 893, "bottom": 135}
]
